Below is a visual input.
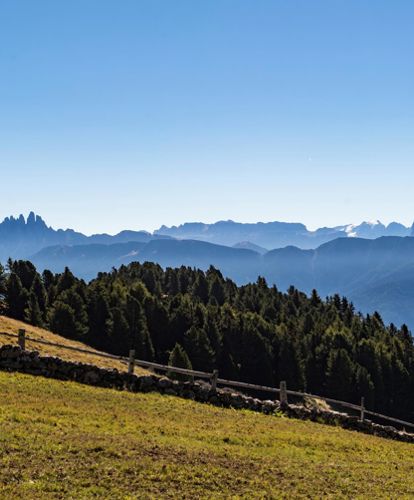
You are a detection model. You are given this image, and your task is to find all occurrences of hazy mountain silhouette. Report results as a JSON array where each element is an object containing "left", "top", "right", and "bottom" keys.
[
  {"left": 1, "top": 213, "right": 411, "bottom": 261},
  {"left": 155, "top": 219, "right": 412, "bottom": 249},
  {"left": 31, "top": 239, "right": 260, "bottom": 283},
  {"left": 0, "top": 212, "right": 169, "bottom": 262}
]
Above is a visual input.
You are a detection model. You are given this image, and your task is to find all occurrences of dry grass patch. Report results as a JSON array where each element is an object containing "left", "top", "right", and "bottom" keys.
[{"left": 0, "top": 316, "right": 147, "bottom": 374}]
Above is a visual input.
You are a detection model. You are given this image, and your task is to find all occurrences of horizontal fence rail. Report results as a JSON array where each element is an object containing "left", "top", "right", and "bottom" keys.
[{"left": 1, "top": 329, "right": 414, "bottom": 430}]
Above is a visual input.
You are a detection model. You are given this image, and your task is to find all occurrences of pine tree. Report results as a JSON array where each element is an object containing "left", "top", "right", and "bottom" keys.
[
  {"left": 10, "top": 260, "right": 37, "bottom": 290},
  {"left": 168, "top": 343, "right": 192, "bottom": 381},
  {"left": 25, "top": 292, "right": 43, "bottom": 327},
  {"left": 48, "top": 302, "right": 79, "bottom": 338},
  {"left": 326, "top": 349, "right": 355, "bottom": 401},
  {"left": 209, "top": 276, "right": 226, "bottom": 305},
  {"left": 5, "top": 273, "right": 29, "bottom": 320},
  {"left": 277, "top": 335, "right": 305, "bottom": 390},
  {"left": 30, "top": 274, "right": 48, "bottom": 319},
  {"left": 126, "top": 295, "right": 154, "bottom": 360},
  {"left": 239, "top": 323, "right": 274, "bottom": 385},
  {"left": 110, "top": 308, "right": 130, "bottom": 356},
  {"left": 87, "top": 286, "right": 113, "bottom": 349},
  {"left": 192, "top": 274, "right": 209, "bottom": 304},
  {"left": 56, "top": 288, "right": 88, "bottom": 338},
  {"left": 57, "top": 267, "right": 76, "bottom": 294},
  {"left": 0, "top": 263, "right": 6, "bottom": 294},
  {"left": 184, "top": 325, "right": 214, "bottom": 371}
]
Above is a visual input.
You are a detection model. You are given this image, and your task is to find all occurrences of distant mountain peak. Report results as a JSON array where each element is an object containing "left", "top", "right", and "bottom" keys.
[{"left": 2, "top": 212, "right": 47, "bottom": 227}]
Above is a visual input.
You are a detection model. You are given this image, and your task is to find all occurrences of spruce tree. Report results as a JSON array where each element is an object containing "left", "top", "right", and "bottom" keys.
[
  {"left": 110, "top": 308, "right": 130, "bottom": 356},
  {"left": 87, "top": 287, "right": 113, "bottom": 349},
  {"left": 184, "top": 325, "right": 214, "bottom": 371},
  {"left": 6, "top": 273, "right": 29, "bottom": 320},
  {"left": 25, "top": 292, "right": 43, "bottom": 327},
  {"left": 30, "top": 274, "right": 48, "bottom": 319},
  {"left": 209, "top": 276, "right": 226, "bottom": 305},
  {"left": 126, "top": 295, "right": 154, "bottom": 360},
  {"left": 326, "top": 349, "right": 355, "bottom": 401},
  {"left": 57, "top": 267, "right": 76, "bottom": 294},
  {"left": 192, "top": 274, "right": 209, "bottom": 304},
  {"left": 48, "top": 302, "right": 78, "bottom": 338},
  {"left": 168, "top": 343, "right": 192, "bottom": 381}
]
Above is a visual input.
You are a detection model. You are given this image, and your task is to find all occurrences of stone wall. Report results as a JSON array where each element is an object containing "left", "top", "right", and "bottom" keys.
[{"left": 1, "top": 344, "right": 413, "bottom": 444}]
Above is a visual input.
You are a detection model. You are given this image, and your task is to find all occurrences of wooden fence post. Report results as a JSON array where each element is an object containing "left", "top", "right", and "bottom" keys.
[
  {"left": 128, "top": 349, "right": 135, "bottom": 375},
  {"left": 210, "top": 369, "right": 219, "bottom": 392},
  {"left": 280, "top": 380, "right": 288, "bottom": 406},
  {"left": 360, "top": 396, "right": 365, "bottom": 422},
  {"left": 18, "top": 329, "right": 26, "bottom": 350}
]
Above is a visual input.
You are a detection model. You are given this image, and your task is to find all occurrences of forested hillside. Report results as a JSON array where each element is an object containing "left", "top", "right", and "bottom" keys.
[{"left": 1, "top": 259, "right": 414, "bottom": 420}]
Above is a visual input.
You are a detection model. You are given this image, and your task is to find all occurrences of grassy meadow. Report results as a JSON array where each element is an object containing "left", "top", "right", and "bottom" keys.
[{"left": 1, "top": 370, "right": 414, "bottom": 498}]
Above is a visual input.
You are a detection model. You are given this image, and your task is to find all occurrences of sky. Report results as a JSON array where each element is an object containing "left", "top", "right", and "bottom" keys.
[{"left": 1, "top": 0, "right": 414, "bottom": 234}]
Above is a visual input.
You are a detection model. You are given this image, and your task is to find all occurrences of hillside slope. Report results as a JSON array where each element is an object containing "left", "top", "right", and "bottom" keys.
[
  {"left": 1, "top": 371, "right": 414, "bottom": 498},
  {"left": 0, "top": 316, "right": 147, "bottom": 374}
]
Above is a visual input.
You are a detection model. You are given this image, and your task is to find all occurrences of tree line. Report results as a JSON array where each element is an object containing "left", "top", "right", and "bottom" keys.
[{"left": 1, "top": 258, "right": 413, "bottom": 420}]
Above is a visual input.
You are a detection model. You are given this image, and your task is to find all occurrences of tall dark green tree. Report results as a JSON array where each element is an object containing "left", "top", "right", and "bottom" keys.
[
  {"left": 168, "top": 342, "right": 192, "bottom": 381},
  {"left": 25, "top": 292, "right": 43, "bottom": 327},
  {"left": 87, "top": 286, "right": 113, "bottom": 349},
  {"left": 30, "top": 274, "right": 48, "bottom": 319},
  {"left": 326, "top": 349, "right": 355, "bottom": 401},
  {"left": 184, "top": 325, "right": 214, "bottom": 371},
  {"left": 5, "top": 273, "right": 29, "bottom": 321},
  {"left": 126, "top": 295, "right": 154, "bottom": 360},
  {"left": 48, "top": 302, "right": 80, "bottom": 339}
]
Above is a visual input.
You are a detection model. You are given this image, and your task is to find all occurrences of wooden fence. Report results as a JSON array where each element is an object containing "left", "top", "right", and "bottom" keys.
[{"left": 1, "top": 329, "right": 414, "bottom": 430}]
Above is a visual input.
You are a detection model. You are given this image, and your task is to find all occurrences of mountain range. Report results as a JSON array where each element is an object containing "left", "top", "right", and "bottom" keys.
[
  {"left": 0, "top": 212, "right": 171, "bottom": 262},
  {"left": 3, "top": 213, "right": 414, "bottom": 329},
  {"left": 0, "top": 212, "right": 413, "bottom": 261},
  {"left": 155, "top": 219, "right": 413, "bottom": 249}
]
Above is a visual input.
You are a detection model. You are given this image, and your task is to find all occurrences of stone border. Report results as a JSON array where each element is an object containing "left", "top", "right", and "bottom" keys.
[{"left": 1, "top": 344, "right": 413, "bottom": 444}]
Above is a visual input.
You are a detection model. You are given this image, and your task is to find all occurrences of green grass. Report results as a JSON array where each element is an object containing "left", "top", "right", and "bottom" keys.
[{"left": 1, "top": 371, "right": 414, "bottom": 499}]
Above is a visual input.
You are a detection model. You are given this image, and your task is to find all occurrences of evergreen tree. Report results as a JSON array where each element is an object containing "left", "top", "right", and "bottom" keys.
[
  {"left": 57, "top": 267, "right": 76, "bottom": 294},
  {"left": 30, "top": 274, "right": 48, "bottom": 319},
  {"left": 5, "top": 273, "right": 29, "bottom": 320},
  {"left": 87, "top": 286, "right": 113, "bottom": 349},
  {"left": 126, "top": 295, "right": 154, "bottom": 360},
  {"left": 184, "top": 325, "right": 215, "bottom": 371},
  {"left": 168, "top": 343, "right": 192, "bottom": 381},
  {"left": 10, "top": 260, "right": 37, "bottom": 290},
  {"left": 56, "top": 288, "right": 88, "bottom": 338},
  {"left": 110, "top": 307, "right": 130, "bottom": 356},
  {"left": 277, "top": 334, "right": 305, "bottom": 390},
  {"left": 0, "top": 263, "right": 6, "bottom": 298},
  {"left": 25, "top": 292, "right": 43, "bottom": 327},
  {"left": 326, "top": 349, "right": 355, "bottom": 401},
  {"left": 192, "top": 274, "right": 209, "bottom": 304},
  {"left": 209, "top": 276, "right": 226, "bottom": 305},
  {"left": 48, "top": 302, "right": 79, "bottom": 339}
]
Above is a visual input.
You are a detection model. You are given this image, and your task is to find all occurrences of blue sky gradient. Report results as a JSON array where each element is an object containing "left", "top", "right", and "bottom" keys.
[{"left": 1, "top": 0, "right": 413, "bottom": 234}]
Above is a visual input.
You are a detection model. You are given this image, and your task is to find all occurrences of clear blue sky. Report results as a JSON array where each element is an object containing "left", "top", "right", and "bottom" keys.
[{"left": 1, "top": 0, "right": 414, "bottom": 234}]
